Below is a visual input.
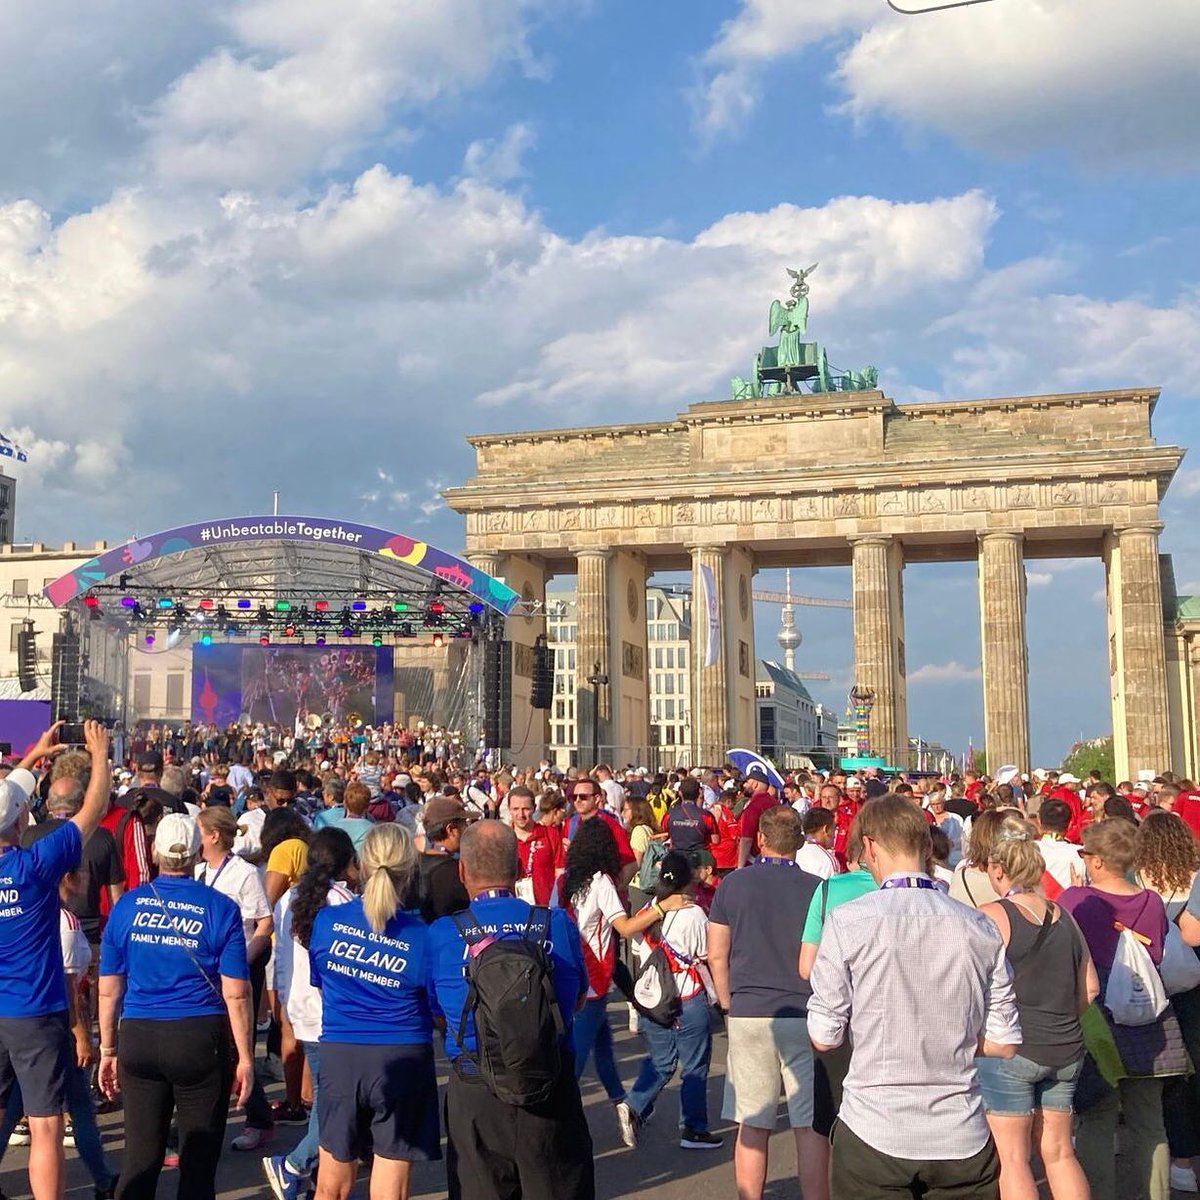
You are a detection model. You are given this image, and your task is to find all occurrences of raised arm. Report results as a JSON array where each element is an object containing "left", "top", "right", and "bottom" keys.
[{"left": 71, "top": 721, "right": 112, "bottom": 842}]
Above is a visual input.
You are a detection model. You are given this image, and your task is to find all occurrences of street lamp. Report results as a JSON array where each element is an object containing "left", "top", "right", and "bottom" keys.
[
  {"left": 848, "top": 683, "right": 876, "bottom": 757},
  {"left": 587, "top": 660, "right": 609, "bottom": 767}
]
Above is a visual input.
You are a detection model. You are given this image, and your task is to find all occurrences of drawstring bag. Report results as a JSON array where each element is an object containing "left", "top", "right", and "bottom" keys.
[
  {"left": 1105, "top": 923, "right": 1168, "bottom": 1026},
  {"left": 1161, "top": 916, "right": 1200, "bottom": 996}
]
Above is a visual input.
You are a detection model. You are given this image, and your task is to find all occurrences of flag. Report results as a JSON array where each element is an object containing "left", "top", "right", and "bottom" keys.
[
  {"left": 0, "top": 433, "right": 27, "bottom": 463},
  {"left": 698, "top": 563, "right": 720, "bottom": 668}
]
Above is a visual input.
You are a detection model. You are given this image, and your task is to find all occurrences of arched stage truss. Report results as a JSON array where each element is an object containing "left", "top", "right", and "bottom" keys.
[{"left": 39, "top": 516, "right": 519, "bottom": 739}]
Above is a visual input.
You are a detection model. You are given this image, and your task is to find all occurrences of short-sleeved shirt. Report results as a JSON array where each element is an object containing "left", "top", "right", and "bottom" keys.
[
  {"left": 428, "top": 894, "right": 586, "bottom": 1061},
  {"left": 736, "top": 791, "right": 779, "bottom": 853},
  {"left": 266, "top": 838, "right": 309, "bottom": 888},
  {"left": 1059, "top": 885, "right": 1167, "bottom": 972},
  {"left": 194, "top": 854, "right": 271, "bottom": 942},
  {"left": 310, "top": 810, "right": 375, "bottom": 854},
  {"left": 664, "top": 802, "right": 716, "bottom": 852},
  {"left": 22, "top": 817, "right": 125, "bottom": 944},
  {"left": 801, "top": 869, "right": 876, "bottom": 946},
  {"left": 0, "top": 821, "right": 83, "bottom": 1017},
  {"left": 515, "top": 825, "right": 561, "bottom": 907},
  {"left": 100, "top": 875, "right": 247, "bottom": 1019},
  {"left": 632, "top": 902, "right": 708, "bottom": 1001},
  {"left": 708, "top": 857, "right": 820, "bottom": 1018},
  {"left": 309, "top": 898, "right": 432, "bottom": 1045},
  {"left": 566, "top": 811, "right": 635, "bottom": 869},
  {"left": 569, "top": 872, "right": 626, "bottom": 999}
]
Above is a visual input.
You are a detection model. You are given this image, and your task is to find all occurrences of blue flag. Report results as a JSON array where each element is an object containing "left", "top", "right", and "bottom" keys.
[{"left": 0, "top": 433, "right": 28, "bottom": 462}]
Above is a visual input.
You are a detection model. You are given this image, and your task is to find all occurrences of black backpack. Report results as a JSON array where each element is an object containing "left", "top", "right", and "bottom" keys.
[{"left": 452, "top": 906, "right": 564, "bottom": 1107}]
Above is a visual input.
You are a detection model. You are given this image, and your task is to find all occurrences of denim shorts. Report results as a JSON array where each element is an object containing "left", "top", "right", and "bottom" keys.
[{"left": 976, "top": 1052, "right": 1082, "bottom": 1115}]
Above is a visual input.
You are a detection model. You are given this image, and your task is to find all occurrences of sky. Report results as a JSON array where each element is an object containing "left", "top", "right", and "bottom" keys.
[{"left": 1, "top": 0, "right": 1199, "bottom": 765}]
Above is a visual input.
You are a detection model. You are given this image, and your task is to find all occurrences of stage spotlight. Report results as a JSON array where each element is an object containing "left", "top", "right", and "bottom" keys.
[
  {"left": 372, "top": 635, "right": 383, "bottom": 647},
  {"left": 392, "top": 602, "right": 408, "bottom": 612},
  {"left": 432, "top": 632, "right": 445, "bottom": 648},
  {"left": 340, "top": 627, "right": 356, "bottom": 638},
  {"left": 237, "top": 599, "right": 252, "bottom": 609},
  {"left": 315, "top": 636, "right": 326, "bottom": 646},
  {"left": 200, "top": 633, "right": 213, "bottom": 646},
  {"left": 145, "top": 633, "right": 155, "bottom": 646},
  {"left": 157, "top": 598, "right": 174, "bottom": 609},
  {"left": 351, "top": 600, "right": 368, "bottom": 612},
  {"left": 83, "top": 594, "right": 100, "bottom": 609},
  {"left": 276, "top": 600, "right": 291, "bottom": 612},
  {"left": 430, "top": 601, "right": 445, "bottom": 616},
  {"left": 314, "top": 600, "right": 329, "bottom": 612},
  {"left": 120, "top": 596, "right": 138, "bottom": 608},
  {"left": 198, "top": 599, "right": 215, "bottom": 611},
  {"left": 284, "top": 625, "right": 296, "bottom": 638},
  {"left": 225, "top": 625, "right": 238, "bottom": 638},
  {"left": 468, "top": 603, "right": 484, "bottom": 614},
  {"left": 259, "top": 635, "right": 270, "bottom": 646}
]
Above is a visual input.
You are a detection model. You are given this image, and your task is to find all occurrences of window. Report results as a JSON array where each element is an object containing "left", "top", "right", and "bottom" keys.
[
  {"left": 663, "top": 674, "right": 674, "bottom": 694},
  {"left": 567, "top": 649, "right": 576, "bottom": 671},
  {"left": 133, "top": 673, "right": 151, "bottom": 715},
  {"left": 665, "top": 623, "right": 677, "bottom": 639},
  {"left": 555, "top": 700, "right": 566, "bottom": 719},
  {"left": 11, "top": 578, "right": 27, "bottom": 597},
  {"left": 166, "top": 673, "right": 185, "bottom": 714},
  {"left": 678, "top": 646, "right": 687, "bottom": 668},
  {"left": 665, "top": 699, "right": 675, "bottom": 719},
  {"left": 9, "top": 622, "right": 22, "bottom": 651},
  {"left": 665, "top": 647, "right": 674, "bottom": 669},
  {"left": 654, "top": 648, "right": 663, "bottom": 669}
]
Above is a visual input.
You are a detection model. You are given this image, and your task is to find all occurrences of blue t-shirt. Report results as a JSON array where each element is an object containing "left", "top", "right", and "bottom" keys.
[
  {"left": 427, "top": 894, "right": 586, "bottom": 1062},
  {"left": 0, "top": 822, "right": 82, "bottom": 1017},
  {"left": 99, "top": 875, "right": 248, "bottom": 1019},
  {"left": 309, "top": 898, "right": 432, "bottom": 1045},
  {"left": 311, "top": 809, "right": 375, "bottom": 854}
]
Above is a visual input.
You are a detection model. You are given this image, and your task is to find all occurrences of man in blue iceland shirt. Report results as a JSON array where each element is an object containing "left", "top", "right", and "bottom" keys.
[{"left": 427, "top": 821, "right": 593, "bottom": 1200}]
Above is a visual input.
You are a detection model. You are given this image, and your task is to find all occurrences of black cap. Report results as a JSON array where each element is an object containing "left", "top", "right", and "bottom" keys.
[
  {"left": 745, "top": 764, "right": 770, "bottom": 783},
  {"left": 136, "top": 750, "right": 164, "bottom": 772}
]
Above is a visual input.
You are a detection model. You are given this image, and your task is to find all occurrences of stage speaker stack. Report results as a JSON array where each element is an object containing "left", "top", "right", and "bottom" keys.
[
  {"left": 530, "top": 635, "right": 553, "bottom": 710},
  {"left": 51, "top": 631, "right": 82, "bottom": 721},
  {"left": 16, "top": 623, "right": 38, "bottom": 693},
  {"left": 482, "top": 638, "right": 512, "bottom": 750}
]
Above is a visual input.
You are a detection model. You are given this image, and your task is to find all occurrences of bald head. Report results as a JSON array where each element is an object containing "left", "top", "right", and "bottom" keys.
[
  {"left": 47, "top": 776, "right": 84, "bottom": 817},
  {"left": 458, "top": 821, "right": 518, "bottom": 895}
]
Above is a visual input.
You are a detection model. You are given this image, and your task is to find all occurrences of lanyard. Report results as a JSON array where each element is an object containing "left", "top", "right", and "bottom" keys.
[
  {"left": 475, "top": 888, "right": 514, "bottom": 900},
  {"left": 880, "top": 874, "right": 939, "bottom": 890},
  {"left": 753, "top": 856, "right": 799, "bottom": 868},
  {"left": 203, "top": 856, "right": 231, "bottom": 888}
]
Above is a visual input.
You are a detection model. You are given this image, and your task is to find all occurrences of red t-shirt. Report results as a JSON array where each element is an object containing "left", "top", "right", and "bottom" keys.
[
  {"left": 711, "top": 803, "right": 741, "bottom": 870},
  {"left": 565, "top": 810, "right": 635, "bottom": 869},
  {"left": 1174, "top": 794, "right": 1200, "bottom": 841},
  {"left": 832, "top": 801, "right": 860, "bottom": 870},
  {"left": 737, "top": 790, "right": 779, "bottom": 855},
  {"left": 515, "top": 824, "right": 562, "bottom": 906}
]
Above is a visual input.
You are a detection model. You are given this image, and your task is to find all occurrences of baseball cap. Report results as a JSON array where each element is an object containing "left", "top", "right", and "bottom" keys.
[
  {"left": 845, "top": 775, "right": 865, "bottom": 789},
  {"left": 423, "top": 795, "right": 472, "bottom": 830},
  {"left": 745, "top": 764, "right": 770, "bottom": 784},
  {"left": 994, "top": 765, "right": 1021, "bottom": 786},
  {"left": 154, "top": 812, "right": 201, "bottom": 858},
  {"left": 1133, "top": 780, "right": 1151, "bottom": 793},
  {"left": 136, "top": 750, "right": 164, "bottom": 772},
  {"left": 0, "top": 768, "right": 37, "bottom": 833},
  {"left": 1058, "top": 772, "right": 1081, "bottom": 785}
]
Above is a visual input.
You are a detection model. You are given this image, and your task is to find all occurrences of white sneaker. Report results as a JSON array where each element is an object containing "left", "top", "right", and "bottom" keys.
[
  {"left": 615, "top": 1101, "right": 639, "bottom": 1149},
  {"left": 1171, "top": 1164, "right": 1199, "bottom": 1194}
]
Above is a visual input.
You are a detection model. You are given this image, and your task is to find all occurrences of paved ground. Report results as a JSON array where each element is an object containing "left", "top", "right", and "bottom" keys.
[
  {"left": 1, "top": 1007, "right": 806, "bottom": 1200},
  {"left": 2, "top": 1009, "right": 1187, "bottom": 1200}
]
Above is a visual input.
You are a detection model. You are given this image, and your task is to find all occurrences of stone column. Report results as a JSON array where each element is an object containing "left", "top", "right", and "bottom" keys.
[
  {"left": 977, "top": 533, "right": 1031, "bottom": 771},
  {"left": 851, "top": 535, "right": 908, "bottom": 765},
  {"left": 468, "top": 551, "right": 549, "bottom": 763},
  {"left": 690, "top": 544, "right": 728, "bottom": 765},
  {"left": 574, "top": 549, "right": 612, "bottom": 766},
  {"left": 723, "top": 545, "right": 758, "bottom": 751},
  {"left": 1105, "top": 524, "right": 1171, "bottom": 779},
  {"left": 606, "top": 550, "right": 650, "bottom": 767},
  {"left": 1188, "top": 643, "right": 1200, "bottom": 782}
]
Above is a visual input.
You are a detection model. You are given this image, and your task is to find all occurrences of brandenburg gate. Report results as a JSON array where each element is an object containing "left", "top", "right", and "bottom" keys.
[
  {"left": 445, "top": 274, "right": 1184, "bottom": 778},
  {"left": 447, "top": 385, "right": 1181, "bottom": 778}
]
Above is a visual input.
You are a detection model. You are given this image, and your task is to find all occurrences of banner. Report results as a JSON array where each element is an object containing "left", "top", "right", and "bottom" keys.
[{"left": 698, "top": 563, "right": 721, "bottom": 668}]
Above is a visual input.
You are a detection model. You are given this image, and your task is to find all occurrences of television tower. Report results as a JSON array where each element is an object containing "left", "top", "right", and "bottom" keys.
[{"left": 776, "top": 569, "right": 802, "bottom": 672}]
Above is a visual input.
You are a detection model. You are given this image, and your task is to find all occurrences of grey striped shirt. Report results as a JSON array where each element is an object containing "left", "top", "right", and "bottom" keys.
[{"left": 807, "top": 875, "right": 1021, "bottom": 1160}]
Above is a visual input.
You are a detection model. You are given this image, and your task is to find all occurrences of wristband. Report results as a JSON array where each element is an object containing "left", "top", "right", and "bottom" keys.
[{"left": 99, "top": 1047, "right": 117, "bottom": 1058}]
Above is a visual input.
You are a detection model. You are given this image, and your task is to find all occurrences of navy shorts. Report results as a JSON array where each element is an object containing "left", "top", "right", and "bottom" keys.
[
  {"left": 0, "top": 1011, "right": 72, "bottom": 1117},
  {"left": 317, "top": 1042, "right": 440, "bottom": 1164}
]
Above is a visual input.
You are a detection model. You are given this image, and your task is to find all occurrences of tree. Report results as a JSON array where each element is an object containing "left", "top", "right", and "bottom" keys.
[{"left": 1061, "top": 736, "right": 1116, "bottom": 784}]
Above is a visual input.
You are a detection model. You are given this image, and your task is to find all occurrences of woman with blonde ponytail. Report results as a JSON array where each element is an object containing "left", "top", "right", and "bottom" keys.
[{"left": 308, "top": 824, "right": 439, "bottom": 1200}]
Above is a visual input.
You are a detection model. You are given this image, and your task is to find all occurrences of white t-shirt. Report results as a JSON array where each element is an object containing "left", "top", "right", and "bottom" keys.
[
  {"left": 273, "top": 881, "right": 354, "bottom": 1043},
  {"left": 931, "top": 812, "right": 966, "bottom": 865},
  {"left": 600, "top": 778, "right": 625, "bottom": 816},
  {"left": 60, "top": 908, "right": 92, "bottom": 976},
  {"left": 234, "top": 807, "right": 267, "bottom": 858},
  {"left": 570, "top": 872, "right": 627, "bottom": 999},
  {"left": 796, "top": 840, "right": 840, "bottom": 880},
  {"left": 1038, "top": 836, "right": 1086, "bottom": 890},
  {"left": 195, "top": 854, "right": 272, "bottom": 941},
  {"left": 632, "top": 903, "right": 709, "bottom": 1001}
]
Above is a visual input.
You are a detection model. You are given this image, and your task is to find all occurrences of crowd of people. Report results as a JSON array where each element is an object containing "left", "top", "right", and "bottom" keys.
[{"left": 3, "top": 720, "right": 1200, "bottom": 1200}]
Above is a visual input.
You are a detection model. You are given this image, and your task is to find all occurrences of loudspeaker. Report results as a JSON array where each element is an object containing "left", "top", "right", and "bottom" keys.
[
  {"left": 51, "top": 631, "right": 82, "bottom": 722},
  {"left": 530, "top": 635, "right": 553, "bottom": 710},
  {"left": 482, "top": 638, "right": 512, "bottom": 750},
  {"left": 16, "top": 625, "right": 38, "bottom": 693}
]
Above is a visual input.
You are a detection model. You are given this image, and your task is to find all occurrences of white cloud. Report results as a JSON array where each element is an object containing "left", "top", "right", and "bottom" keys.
[
  {"left": 463, "top": 123, "right": 537, "bottom": 184},
  {"left": 696, "top": 0, "right": 1200, "bottom": 168},
  {"left": 1027, "top": 571, "right": 1053, "bottom": 588},
  {"left": 908, "top": 661, "right": 982, "bottom": 684}
]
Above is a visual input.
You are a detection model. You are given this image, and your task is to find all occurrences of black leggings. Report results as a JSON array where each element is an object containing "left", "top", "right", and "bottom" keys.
[{"left": 116, "top": 1017, "right": 232, "bottom": 1200}]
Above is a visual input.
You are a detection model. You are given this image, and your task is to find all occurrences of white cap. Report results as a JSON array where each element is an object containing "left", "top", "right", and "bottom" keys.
[
  {"left": 0, "top": 768, "right": 36, "bottom": 833},
  {"left": 845, "top": 775, "right": 864, "bottom": 789},
  {"left": 994, "top": 765, "right": 1021, "bottom": 786},
  {"left": 153, "top": 812, "right": 200, "bottom": 859},
  {"left": 1133, "top": 780, "right": 1151, "bottom": 793},
  {"left": 1058, "top": 772, "right": 1081, "bottom": 785}
]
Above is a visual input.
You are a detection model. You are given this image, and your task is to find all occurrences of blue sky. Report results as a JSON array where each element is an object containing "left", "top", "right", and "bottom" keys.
[{"left": 1, "top": 0, "right": 1198, "bottom": 765}]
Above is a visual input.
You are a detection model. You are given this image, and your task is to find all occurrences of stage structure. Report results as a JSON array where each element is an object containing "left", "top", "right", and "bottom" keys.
[{"left": 42, "top": 516, "right": 532, "bottom": 757}]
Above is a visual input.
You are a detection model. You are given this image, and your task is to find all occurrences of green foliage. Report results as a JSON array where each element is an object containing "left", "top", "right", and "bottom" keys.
[{"left": 1061, "top": 737, "right": 1116, "bottom": 784}]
